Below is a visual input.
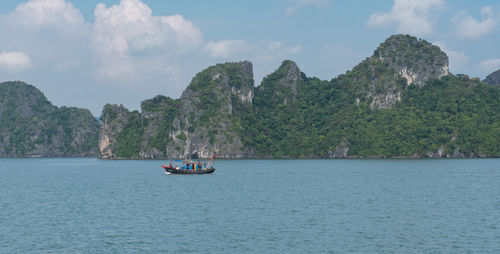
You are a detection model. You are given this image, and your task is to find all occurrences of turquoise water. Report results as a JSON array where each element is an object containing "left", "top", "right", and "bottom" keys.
[{"left": 1, "top": 158, "right": 499, "bottom": 253}]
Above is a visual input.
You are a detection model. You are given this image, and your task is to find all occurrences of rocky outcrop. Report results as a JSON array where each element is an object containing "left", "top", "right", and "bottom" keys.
[
  {"left": 484, "top": 69, "right": 500, "bottom": 87},
  {"left": 99, "top": 100, "right": 179, "bottom": 159},
  {"left": 98, "top": 61, "right": 255, "bottom": 159},
  {"left": 424, "top": 146, "right": 474, "bottom": 158},
  {"left": 99, "top": 104, "right": 132, "bottom": 158},
  {"left": 279, "top": 60, "right": 301, "bottom": 104},
  {"left": 350, "top": 34, "right": 449, "bottom": 110},
  {"left": 0, "top": 81, "right": 99, "bottom": 157},
  {"left": 425, "top": 145, "right": 445, "bottom": 158},
  {"left": 138, "top": 95, "right": 180, "bottom": 159},
  {"left": 258, "top": 60, "right": 304, "bottom": 106},
  {"left": 166, "top": 61, "right": 255, "bottom": 159},
  {"left": 98, "top": 34, "right": 500, "bottom": 159},
  {"left": 328, "top": 141, "right": 350, "bottom": 158},
  {"left": 375, "top": 34, "right": 449, "bottom": 87}
]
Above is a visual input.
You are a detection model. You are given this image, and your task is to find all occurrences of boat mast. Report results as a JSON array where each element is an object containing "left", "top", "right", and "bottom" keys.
[{"left": 207, "top": 152, "right": 216, "bottom": 168}]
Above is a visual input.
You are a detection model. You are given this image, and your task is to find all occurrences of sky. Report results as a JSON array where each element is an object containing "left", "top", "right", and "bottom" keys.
[{"left": 0, "top": 0, "right": 499, "bottom": 115}]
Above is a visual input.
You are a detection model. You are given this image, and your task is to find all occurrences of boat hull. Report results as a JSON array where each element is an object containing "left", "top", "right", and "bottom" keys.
[{"left": 162, "top": 165, "right": 215, "bottom": 174}]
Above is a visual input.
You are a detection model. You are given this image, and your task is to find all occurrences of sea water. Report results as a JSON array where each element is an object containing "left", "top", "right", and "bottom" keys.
[{"left": 1, "top": 158, "right": 499, "bottom": 253}]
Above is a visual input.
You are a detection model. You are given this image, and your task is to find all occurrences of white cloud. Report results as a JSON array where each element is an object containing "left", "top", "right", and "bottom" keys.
[
  {"left": 367, "top": 0, "right": 444, "bottom": 36},
  {"left": 0, "top": 0, "right": 89, "bottom": 74},
  {"left": 204, "top": 40, "right": 250, "bottom": 58},
  {"left": 162, "top": 14, "right": 203, "bottom": 50},
  {"left": 286, "top": 0, "right": 330, "bottom": 16},
  {"left": 0, "top": 51, "right": 31, "bottom": 72},
  {"left": 452, "top": 6, "right": 498, "bottom": 39},
  {"left": 0, "top": 0, "right": 305, "bottom": 114},
  {"left": 433, "top": 42, "right": 468, "bottom": 73},
  {"left": 8, "top": 0, "right": 86, "bottom": 34},
  {"left": 0, "top": 0, "right": 207, "bottom": 113},
  {"left": 204, "top": 40, "right": 301, "bottom": 61},
  {"left": 479, "top": 58, "right": 500, "bottom": 74},
  {"left": 92, "top": 0, "right": 203, "bottom": 79}
]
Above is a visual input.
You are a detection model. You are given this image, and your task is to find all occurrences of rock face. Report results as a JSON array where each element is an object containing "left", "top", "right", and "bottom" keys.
[
  {"left": 350, "top": 34, "right": 449, "bottom": 110},
  {"left": 375, "top": 34, "right": 449, "bottom": 87},
  {"left": 484, "top": 69, "right": 500, "bottom": 86},
  {"left": 329, "top": 141, "right": 350, "bottom": 158},
  {"left": 99, "top": 97, "right": 181, "bottom": 159},
  {"left": 99, "top": 61, "right": 255, "bottom": 159},
  {"left": 139, "top": 95, "right": 180, "bottom": 159},
  {"left": 167, "top": 61, "right": 255, "bottom": 159},
  {"left": 0, "top": 81, "right": 99, "bottom": 157},
  {"left": 98, "top": 34, "right": 500, "bottom": 159},
  {"left": 99, "top": 104, "right": 132, "bottom": 158},
  {"left": 245, "top": 60, "right": 308, "bottom": 157},
  {"left": 256, "top": 60, "right": 304, "bottom": 106}
]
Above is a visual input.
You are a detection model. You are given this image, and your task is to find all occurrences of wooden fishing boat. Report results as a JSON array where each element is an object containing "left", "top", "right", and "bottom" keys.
[{"left": 162, "top": 153, "right": 216, "bottom": 174}]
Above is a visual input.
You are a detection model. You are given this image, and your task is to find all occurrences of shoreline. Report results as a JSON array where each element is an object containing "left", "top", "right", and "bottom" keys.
[{"left": 1, "top": 156, "right": 499, "bottom": 160}]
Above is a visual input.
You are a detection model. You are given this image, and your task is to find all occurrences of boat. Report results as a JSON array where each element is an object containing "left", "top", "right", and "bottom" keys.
[{"left": 161, "top": 153, "right": 216, "bottom": 174}]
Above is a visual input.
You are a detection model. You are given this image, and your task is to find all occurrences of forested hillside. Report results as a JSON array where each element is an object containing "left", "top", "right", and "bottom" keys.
[
  {"left": 99, "top": 34, "right": 500, "bottom": 158},
  {"left": 0, "top": 81, "right": 99, "bottom": 157}
]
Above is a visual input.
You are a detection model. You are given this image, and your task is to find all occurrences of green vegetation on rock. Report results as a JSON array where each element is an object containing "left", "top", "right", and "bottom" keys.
[
  {"left": 98, "top": 34, "right": 500, "bottom": 159},
  {"left": 141, "top": 95, "right": 180, "bottom": 153},
  {"left": 241, "top": 71, "right": 500, "bottom": 158},
  {"left": 0, "top": 81, "right": 99, "bottom": 157}
]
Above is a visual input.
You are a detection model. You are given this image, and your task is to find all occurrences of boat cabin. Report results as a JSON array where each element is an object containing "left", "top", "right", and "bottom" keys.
[
  {"left": 170, "top": 160, "right": 209, "bottom": 171},
  {"left": 181, "top": 161, "right": 207, "bottom": 170}
]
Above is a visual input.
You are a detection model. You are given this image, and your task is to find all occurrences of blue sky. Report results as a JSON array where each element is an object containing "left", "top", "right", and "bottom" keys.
[{"left": 0, "top": 0, "right": 499, "bottom": 115}]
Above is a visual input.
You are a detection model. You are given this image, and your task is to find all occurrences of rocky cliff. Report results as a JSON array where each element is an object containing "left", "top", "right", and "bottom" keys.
[
  {"left": 255, "top": 60, "right": 304, "bottom": 106},
  {"left": 484, "top": 69, "right": 500, "bottom": 87},
  {"left": 375, "top": 34, "right": 449, "bottom": 87},
  {"left": 99, "top": 104, "right": 134, "bottom": 158},
  {"left": 99, "top": 34, "right": 500, "bottom": 159},
  {"left": 0, "top": 81, "right": 99, "bottom": 157},
  {"left": 166, "top": 61, "right": 255, "bottom": 159},
  {"left": 99, "top": 61, "right": 255, "bottom": 159},
  {"left": 242, "top": 60, "right": 308, "bottom": 157},
  {"left": 349, "top": 34, "right": 449, "bottom": 110}
]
